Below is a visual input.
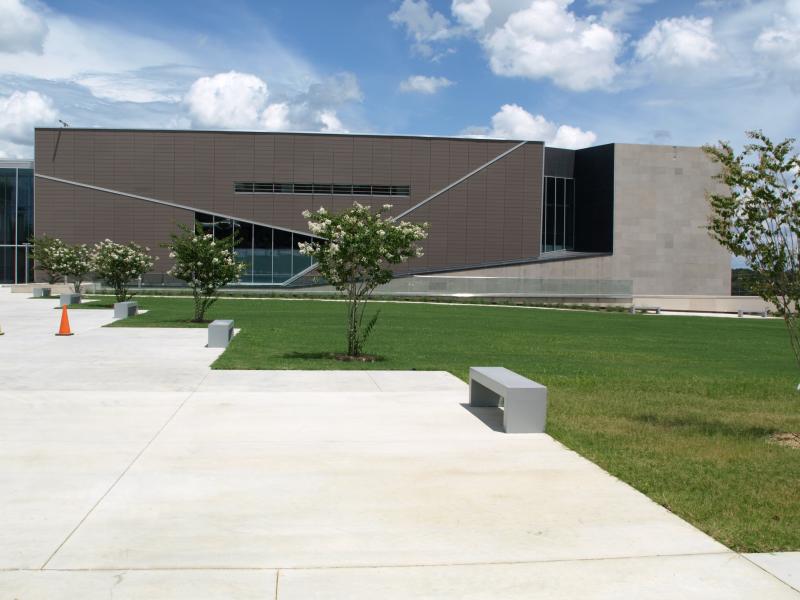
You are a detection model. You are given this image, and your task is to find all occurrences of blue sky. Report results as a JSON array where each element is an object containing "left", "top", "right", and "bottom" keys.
[{"left": 0, "top": 0, "right": 798, "bottom": 158}]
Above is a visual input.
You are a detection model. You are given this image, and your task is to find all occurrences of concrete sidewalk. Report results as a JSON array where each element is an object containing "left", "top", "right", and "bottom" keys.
[{"left": 0, "top": 288, "right": 797, "bottom": 598}]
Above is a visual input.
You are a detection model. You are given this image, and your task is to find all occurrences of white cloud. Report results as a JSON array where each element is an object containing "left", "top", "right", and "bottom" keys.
[
  {"left": 0, "top": 90, "right": 57, "bottom": 145},
  {"left": 399, "top": 75, "right": 455, "bottom": 94},
  {"left": 754, "top": 0, "right": 800, "bottom": 70},
  {"left": 260, "top": 102, "right": 290, "bottom": 130},
  {"left": 186, "top": 71, "right": 272, "bottom": 129},
  {"left": 483, "top": 1, "right": 622, "bottom": 91},
  {"left": 0, "top": 0, "right": 48, "bottom": 54},
  {"left": 74, "top": 71, "right": 186, "bottom": 104},
  {"left": 466, "top": 104, "right": 596, "bottom": 149},
  {"left": 0, "top": 13, "right": 185, "bottom": 83},
  {"left": 451, "top": 0, "right": 491, "bottom": 29},
  {"left": 318, "top": 110, "right": 347, "bottom": 133},
  {"left": 635, "top": 16, "right": 718, "bottom": 67},
  {"left": 185, "top": 71, "right": 361, "bottom": 133},
  {"left": 389, "top": 0, "right": 457, "bottom": 56}
]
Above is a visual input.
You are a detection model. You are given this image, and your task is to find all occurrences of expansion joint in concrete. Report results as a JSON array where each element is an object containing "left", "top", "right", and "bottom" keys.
[{"left": 38, "top": 372, "right": 212, "bottom": 570}]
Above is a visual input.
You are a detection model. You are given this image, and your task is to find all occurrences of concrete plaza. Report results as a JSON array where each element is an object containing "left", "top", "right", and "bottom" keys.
[{"left": 0, "top": 288, "right": 797, "bottom": 598}]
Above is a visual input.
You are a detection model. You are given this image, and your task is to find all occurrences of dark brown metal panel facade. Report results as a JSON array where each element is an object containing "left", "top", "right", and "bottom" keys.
[
  {"left": 34, "top": 178, "right": 194, "bottom": 269},
  {"left": 34, "top": 129, "right": 543, "bottom": 277}
]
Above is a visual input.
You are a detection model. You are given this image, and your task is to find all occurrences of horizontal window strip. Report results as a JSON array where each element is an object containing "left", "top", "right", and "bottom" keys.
[{"left": 234, "top": 182, "right": 410, "bottom": 197}]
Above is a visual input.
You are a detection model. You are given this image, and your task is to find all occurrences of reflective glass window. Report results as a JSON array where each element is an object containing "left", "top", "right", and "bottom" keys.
[
  {"left": 213, "top": 218, "right": 233, "bottom": 244},
  {"left": 565, "top": 179, "right": 575, "bottom": 250},
  {"left": 555, "top": 178, "right": 565, "bottom": 250},
  {"left": 252, "top": 224, "right": 273, "bottom": 284},
  {"left": 272, "top": 229, "right": 293, "bottom": 283},
  {"left": 233, "top": 221, "right": 254, "bottom": 282}
]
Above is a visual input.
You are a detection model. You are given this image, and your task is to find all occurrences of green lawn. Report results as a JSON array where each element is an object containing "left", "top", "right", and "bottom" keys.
[{"left": 99, "top": 294, "right": 799, "bottom": 552}]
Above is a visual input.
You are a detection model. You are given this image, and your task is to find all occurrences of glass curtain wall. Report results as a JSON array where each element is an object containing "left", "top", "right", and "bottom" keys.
[
  {"left": 196, "top": 213, "right": 316, "bottom": 285},
  {"left": 0, "top": 166, "right": 34, "bottom": 284},
  {"left": 541, "top": 176, "right": 575, "bottom": 253}
]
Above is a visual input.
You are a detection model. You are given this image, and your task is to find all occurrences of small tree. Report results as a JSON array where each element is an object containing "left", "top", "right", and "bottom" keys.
[
  {"left": 30, "top": 235, "right": 66, "bottom": 284},
  {"left": 165, "top": 224, "right": 246, "bottom": 322},
  {"left": 299, "top": 202, "right": 427, "bottom": 357},
  {"left": 704, "top": 130, "right": 800, "bottom": 379},
  {"left": 52, "top": 243, "right": 92, "bottom": 294},
  {"left": 91, "top": 240, "right": 156, "bottom": 302}
]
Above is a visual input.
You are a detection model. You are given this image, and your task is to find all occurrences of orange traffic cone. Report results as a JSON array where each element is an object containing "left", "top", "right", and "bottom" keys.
[{"left": 55, "top": 305, "right": 74, "bottom": 336}]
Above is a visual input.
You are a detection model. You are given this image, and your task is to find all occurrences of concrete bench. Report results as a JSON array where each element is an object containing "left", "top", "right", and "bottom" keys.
[
  {"left": 738, "top": 308, "right": 768, "bottom": 318},
  {"left": 33, "top": 287, "right": 51, "bottom": 298},
  {"left": 469, "top": 367, "right": 547, "bottom": 433},
  {"left": 208, "top": 319, "right": 234, "bottom": 348},
  {"left": 113, "top": 301, "right": 138, "bottom": 319},
  {"left": 59, "top": 293, "right": 81, "bottom": 306},
  {"left": 629, "top": 305, "right": 661, "bottom": 315}
]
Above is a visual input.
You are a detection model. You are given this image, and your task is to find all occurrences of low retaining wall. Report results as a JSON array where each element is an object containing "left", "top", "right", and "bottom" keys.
[
  {"left": 633, "top": 295, "right": 773, "bottom": 313},
  {"left": 8, "top": 283, "right": 74, "bottom": 294}
]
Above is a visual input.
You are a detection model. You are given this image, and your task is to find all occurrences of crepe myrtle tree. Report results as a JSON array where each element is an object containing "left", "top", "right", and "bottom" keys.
[
  {"left": 30, "top": 234, "right": 66, "bottom": 284},
  {"left": 165, "top": 223, "right": 246, "bottom": 322},
  {"left": 704, "top": 130, "right": 800, "bottom": 382},
  {"left": 299, "top": 202, "right": 428, "bottom": 358},
  {"left": 91, "top": 240, "right": 156, "bottom": 303},
  {"left": 52, "top": 243, "right": 92, "bottom": 294}
]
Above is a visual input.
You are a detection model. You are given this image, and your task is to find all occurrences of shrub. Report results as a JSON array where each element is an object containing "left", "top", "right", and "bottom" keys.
[
  {"left": 30, "top": 235, "right": 66, "bottom": 284},
  {"left": 91, "top": 240, "right": 156, "bottom": 302},
  {"left": 299, "top": 202, "right": 427, "bottom": 357},
  {"left": 165, "top": 224, "right": 246, "bottom": 322},
  {"left": 52, "top": 243, "right": 92, "bottom": 294}
]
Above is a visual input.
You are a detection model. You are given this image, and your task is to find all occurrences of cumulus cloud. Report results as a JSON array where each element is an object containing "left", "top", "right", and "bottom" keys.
[
  {"left": 0, "top": 0, "right": 48, "bottom": 54},
  {"left": 318, "top": 110, "right": 346, "bottom": 133},
  {"left": 260, "top": 102, "right": 290, "bottom": 130},
  {"left": 399, "top": 75, "right": 455, "bottom": 94},
  {"left": 389, "top": 0, "right": 457, "bottom": 56},
  {"left": 185, "top": 70, "right": 360, "bottom": 133},
  {"left": 186, "top": 71, "right": 273, "bottom": 129},
  {"left": 465, "top": 104, "right": 597, "bottom": 149},
  {"left": 635, "top": 16, "right": 718, "bottom": 67},
  {"left": 483, "top": 1, "right": 622, "bottom": 91},
  {"left": 451, "top": 0, "right": 491, "bottom": 29},
  {"left": 0, "top": 90, "right": 57, "bottom": 145}
]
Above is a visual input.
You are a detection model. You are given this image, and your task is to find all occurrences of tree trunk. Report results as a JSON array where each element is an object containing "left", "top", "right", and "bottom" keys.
[
  {"left": 347, "top": 283, "right": 360, "bottom": 356},
  {"left": 193, "top": 290, "right": 205, "bottom": 322}
]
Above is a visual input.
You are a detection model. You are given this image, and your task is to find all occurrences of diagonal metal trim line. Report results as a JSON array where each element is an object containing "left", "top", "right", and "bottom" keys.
[
  {"left": 392, "top": 140, "right": 530, "bottom": 221},
  {"left": 34, "top": 173, "right": 321, "bottom": 240}
]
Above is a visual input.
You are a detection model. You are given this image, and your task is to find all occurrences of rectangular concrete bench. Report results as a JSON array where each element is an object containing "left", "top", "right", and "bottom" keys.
[
  {"left": 738, "top": 308, "right": 768, "bottom": 318},
  {"left": 629, "top": 305, "right": 661, "bottom": 314},
  {"left": 33, "top": 287, "right": 51, "bottom": 298},
  {"left": 469, "top": 367, "right": 547, "bottom": 433},
  {"left": 59, "top": 293, "right": 81, "bottom": 306},
  {"left": 208, "top": 319, "right": 234, "bottom": 348},
  {"left": 114, "top": 301, "right": 138, "bottom": 319}
]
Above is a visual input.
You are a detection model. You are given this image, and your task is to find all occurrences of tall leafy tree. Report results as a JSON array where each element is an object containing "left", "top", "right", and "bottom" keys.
[{"left": 704, "top": 131, "right": 800, "bottom": 380}]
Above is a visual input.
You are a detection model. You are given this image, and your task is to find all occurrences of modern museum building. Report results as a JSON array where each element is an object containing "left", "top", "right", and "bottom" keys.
[{"left": 0, "top": 127, "right": 730, "bottom": 301}]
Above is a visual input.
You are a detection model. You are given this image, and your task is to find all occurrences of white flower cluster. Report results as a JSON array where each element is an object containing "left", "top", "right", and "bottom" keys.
[
  {"left": 299, "top": 201, "right": 428, "bottom": 289},
  {"left": 165, "top": 226, "right": 246, "bottom": 291}
]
